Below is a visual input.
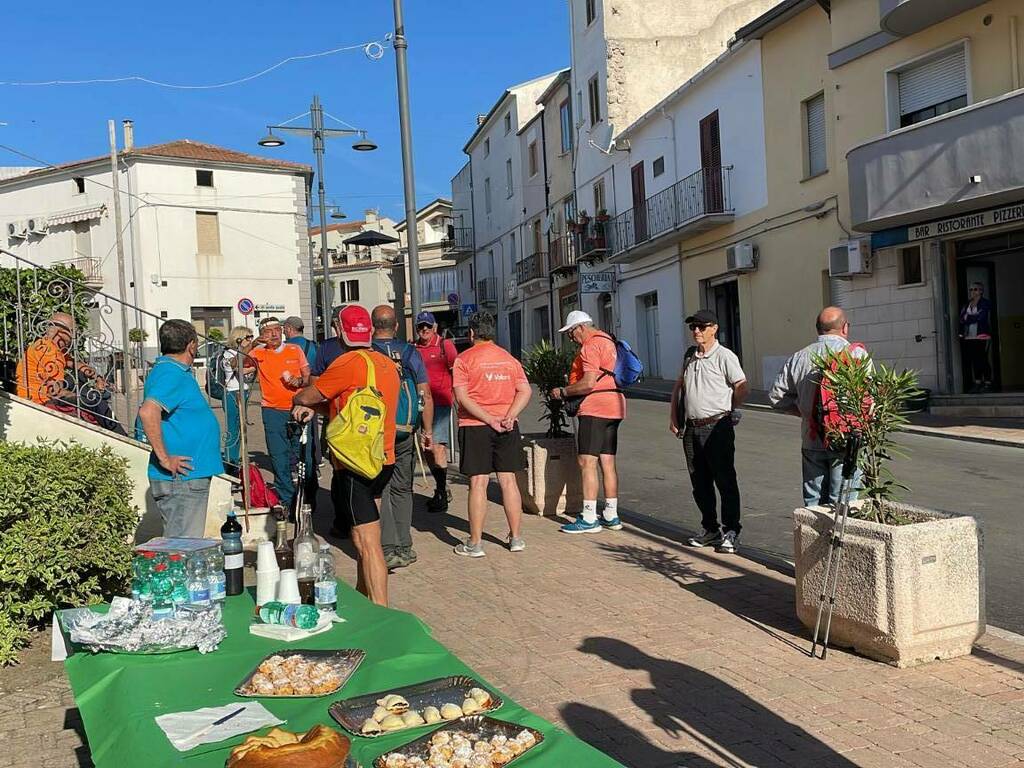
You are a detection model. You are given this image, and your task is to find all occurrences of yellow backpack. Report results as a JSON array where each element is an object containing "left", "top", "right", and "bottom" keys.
[{"left": 325, "top": 351, "right": 388, "bottom": 479}]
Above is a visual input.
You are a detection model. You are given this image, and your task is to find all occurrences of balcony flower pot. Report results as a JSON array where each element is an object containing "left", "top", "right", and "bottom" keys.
[{"left": 793, "top": 502, "right": 984, "bottom": 667}]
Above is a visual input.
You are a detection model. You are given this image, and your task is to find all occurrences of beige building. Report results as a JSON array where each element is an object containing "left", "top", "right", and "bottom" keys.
[{"left": 394, "top": 198, "right": 460, "bottom": 336}]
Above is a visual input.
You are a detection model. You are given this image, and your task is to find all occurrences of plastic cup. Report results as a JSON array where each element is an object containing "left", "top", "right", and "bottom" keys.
[
  {"left": 256, "top": 569, "right": 280, "bottom": 606},
  {"left": 276, "top": 569, "right": 301, "bottom": 604},
  {"left": 256, "top": 541, "right": 279, "bottom": 573}
]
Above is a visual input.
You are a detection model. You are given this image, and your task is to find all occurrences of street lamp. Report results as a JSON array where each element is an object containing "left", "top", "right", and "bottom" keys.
[{"left": 259, "top": 95, "right": 378, "bottom": 340}]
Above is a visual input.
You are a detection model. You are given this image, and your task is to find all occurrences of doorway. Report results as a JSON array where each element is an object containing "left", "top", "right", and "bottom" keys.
[
  {"left": 704, "top": 279, "right": 742, "bottom": 360},
  {"left": 631, "top": 161, "right": 647, "bottom": 244},
  {"left": 637, "top": 291, "right": 661, "bottom": 378},
  {"left": 531, "top": 306, "right": 550, "bottom": 346},
  {"left": 699, "top": 110, "right": 724, "bottom": 213},
  {"left": 508, "top": 310, "right": 523, "bottom": 359}
]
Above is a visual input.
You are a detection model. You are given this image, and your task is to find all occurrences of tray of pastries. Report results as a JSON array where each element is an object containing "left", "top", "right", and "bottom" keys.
[
  {"left": 235, "top": 649, "right": 365, "bottom": 698},
  {"left": 372, "top": 716, "right": 543, "bottom": 768},
  {"left": 226, "top": 725, "right": 356, "bottom": 768},
  {"left": 329, "top": 676, "right": 501, "bottom": 738}
]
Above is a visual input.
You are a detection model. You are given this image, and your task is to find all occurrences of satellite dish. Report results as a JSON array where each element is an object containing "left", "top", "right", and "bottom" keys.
[{"left": 589, "top": 122, "right": 616, "bottom": 155}]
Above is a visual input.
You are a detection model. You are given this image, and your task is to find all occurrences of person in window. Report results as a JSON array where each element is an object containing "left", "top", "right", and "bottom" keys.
[{"left": 959, "top": 283, "right": 994, "bottom": 393}]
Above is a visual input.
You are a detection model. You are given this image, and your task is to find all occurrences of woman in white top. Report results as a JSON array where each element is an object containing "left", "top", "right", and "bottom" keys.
[{"left": 223, "top": 325, "right": 255, "bottom": 468}]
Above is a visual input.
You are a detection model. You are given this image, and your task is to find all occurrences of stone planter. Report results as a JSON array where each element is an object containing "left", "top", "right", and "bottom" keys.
[
  {"left": 518, "top": 434, "right": 582, "bottom": 516},
  {"left": 793, "top": 503, "right": 985, "bottom": 667}
]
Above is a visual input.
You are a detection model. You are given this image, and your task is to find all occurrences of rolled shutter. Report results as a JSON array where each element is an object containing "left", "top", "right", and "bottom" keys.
[
  {"left": 196, "top": 211, "right": 221, "bottom": 255},
  {"left": 898, "top": 46, "right": 967, "bottom": 117},
  {"left": 806, "top": 93, "right": 827, "bottom": 176}
]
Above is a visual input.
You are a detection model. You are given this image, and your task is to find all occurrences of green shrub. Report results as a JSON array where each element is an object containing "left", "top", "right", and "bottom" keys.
[
  {"left": 522, "top": 341, "right": 576, "bottom": 437},
  {"left": 0, "top": 440, "right": 138, "bottom": 664}
]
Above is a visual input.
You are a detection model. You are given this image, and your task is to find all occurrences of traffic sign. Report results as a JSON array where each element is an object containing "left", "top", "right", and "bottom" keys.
[
  {"left": 461, "top": 303, "right": 477, "bottom": 316},
  {"left": 447, "top": 292, "right": 460, "bottom": 306},
  {"left": 237, "top": 297, "right": 255, "bottom": 315}
]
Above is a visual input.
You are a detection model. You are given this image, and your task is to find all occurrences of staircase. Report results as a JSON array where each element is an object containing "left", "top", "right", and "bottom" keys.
[{"left": 928, "top": 392, "right": 1024, "bottom": 418}]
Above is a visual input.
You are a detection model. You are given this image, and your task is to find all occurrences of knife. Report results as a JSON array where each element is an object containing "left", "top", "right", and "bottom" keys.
[{"left": 181, "top": 706, "right": 248, "bottom": 747}]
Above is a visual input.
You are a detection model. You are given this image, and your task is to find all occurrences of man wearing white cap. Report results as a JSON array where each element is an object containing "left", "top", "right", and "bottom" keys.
[{"left": 550, "top": 310, "right": 625, "bottom": 534}]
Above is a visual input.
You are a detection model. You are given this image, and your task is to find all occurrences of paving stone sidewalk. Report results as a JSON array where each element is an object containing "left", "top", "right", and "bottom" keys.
[{"left": 4, "top": 473, "right": 1024, "bottom": 768}]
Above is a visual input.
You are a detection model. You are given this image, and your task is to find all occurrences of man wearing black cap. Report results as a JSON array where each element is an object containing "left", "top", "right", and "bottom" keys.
[{"left": 670, "top": 309, "right": 749, "bottom": 553}]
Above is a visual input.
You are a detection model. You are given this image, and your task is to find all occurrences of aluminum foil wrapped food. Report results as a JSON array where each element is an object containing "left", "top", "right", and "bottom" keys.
[{"left": 66, "top": 598, "right": 226, "bottom": 654}]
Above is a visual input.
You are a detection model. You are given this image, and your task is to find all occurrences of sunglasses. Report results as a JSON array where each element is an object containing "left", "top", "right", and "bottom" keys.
[{"left": 689, "top": 323, "right": 713, "bottom": 331}]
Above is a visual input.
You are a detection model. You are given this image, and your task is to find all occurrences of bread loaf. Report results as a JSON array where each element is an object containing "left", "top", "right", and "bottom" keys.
[{"left": 227, "top": 725, "right": 350, "bottom": 768}]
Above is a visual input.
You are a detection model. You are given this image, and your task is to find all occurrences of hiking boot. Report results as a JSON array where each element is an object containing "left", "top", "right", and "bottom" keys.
[
  {"left": 400, "top": 546, "right": 418, "bottom": 564},
  {"left": 687, "top": 529, "right": 722, "bottom": 548},
  {"left": 454, "top": 540, "right": 485, "bottom": 558},
  {"left": 716, "top": 530, "right": 739, "bottom": 554},
  {"left": 560, "top": 516, "right": 602, "bottom": 534},
  {"left": 600, "top": 516, "right": 623, "bottom": 531},
  {"left": 508, "top": 535, "right": 526, "bottom": 552},
  {"left": 384, "top": 550, "right": 407, "bottom": 570},
  {"left": 427, "top": 489, "right": 450, "bottom": 514}
]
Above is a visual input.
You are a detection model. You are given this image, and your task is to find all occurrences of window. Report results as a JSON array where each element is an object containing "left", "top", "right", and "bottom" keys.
[
  {"left": 195, "top": 211, "right": 221, "bottom": 254},
  {"left": 653, "top": 156, "right": 665, "bottom": 177},
  {"left": 510, "top": 232, "right": 517, "bottom": 262},
  {"left": 196, "top": 169, "right": 214, "bottom": 187},
  {"left": 532, "top": 219, "right": 543, "bottom": 254},
  {"left": 484, "top": 138, "right": 490, "bottom": 157},
  {"left": 528, "top": 141, "right": 539, "bottom": 177},
  {"left": 898, "top": 245, "right": 923, "bottom": 286},
  {"left": 189, "top": 306, "right": 231, "bottom": 339},
  {"left": 892, "top": 44, "right": 968, "bottom": 129},
  {"left": 72, "top": 221, "right": 92, "bottom": 258},
  {"left": 587, "top": 75, "right": 601, "bottom": 126},
  {"left": 72, "top": 177, "right": 85, "bottom": 194},
  {"left": 346, "top": 280, "right": 360, "bottom": 302},
  {"left": 484, "top": 178, "right": 492, "bottom": 213},
  {"left": 504, "top": 112, "right": 512, "bottom": 134},
  {"left": 585, "top": 0, "right": 596, "bottom": 25},
  {"left": 593, "top": 179, "right": 605, "bottom": 215},
  {"left": 563, "top": 198, "right": 576, "bottom": 230},
  {"left": 505, "top": 158, "right": 514, "bottom": 198},
  {"left": 559, "top": 100, "right": 573, "bottom": 153},
  {"left": 804, "top": 92, "right": 827, "bottom": 177}
]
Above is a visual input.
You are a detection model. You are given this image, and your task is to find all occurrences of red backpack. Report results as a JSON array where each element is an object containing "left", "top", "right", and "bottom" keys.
[
  {"left": 813, "top": 342, "right": 871, "bottom": 449},
  {"left": 246, "top": 464, "right": 280, "bottom": 508}
]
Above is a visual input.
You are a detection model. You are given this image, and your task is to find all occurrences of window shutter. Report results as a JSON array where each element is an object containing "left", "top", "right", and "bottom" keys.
[
  {"left": 806, "top": 93, "right": 827, "bottom": 176},
  {"left": 898, "top": 46, "right": 967, "bottom": 117},
  {"left": 196, "top": 211, "right": 221, "bottom": 254}
]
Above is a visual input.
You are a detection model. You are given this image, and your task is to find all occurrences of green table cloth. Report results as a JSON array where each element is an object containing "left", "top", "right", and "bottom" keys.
[{"left": 64, "top": 583, "right": 623, "bottom": 767}]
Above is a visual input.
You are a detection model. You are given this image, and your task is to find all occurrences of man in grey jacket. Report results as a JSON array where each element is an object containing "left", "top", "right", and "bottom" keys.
[{"left": 768, "top": 307, "right": 867, "bottom": 506}]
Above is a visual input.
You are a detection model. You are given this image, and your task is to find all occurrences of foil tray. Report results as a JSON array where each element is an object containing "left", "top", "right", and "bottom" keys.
[
  {"left": 234, "top": 648, "right": 365, "bottom": 698},
  {"left": 371, "top": 715, "right": 543, "bottom": 768}
]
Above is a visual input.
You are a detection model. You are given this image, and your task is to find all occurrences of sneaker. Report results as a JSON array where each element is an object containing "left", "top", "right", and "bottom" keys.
[
  {"left": 560, "top": 516, "right": 602, "bottom": 534},
  {"left": 454, "top": 540, "right": 486, "bottom": 558},
  {"left": 687, "top": 529, "right": 722, "bottom": 548},
  {"left": 508, "top": 535, "right": 526, "bottom": 552},
  {"left": 600, "top": 516, "right": 623, "bottom": 531},
  {"left": 384, "top": 550, "right": 407, "bottom": 570},
  {"left": 401, "top": 546, "right": 418, "bottom": 564},
  {"left": 716, "top": 530, "right": 739, "bottom": 554}
]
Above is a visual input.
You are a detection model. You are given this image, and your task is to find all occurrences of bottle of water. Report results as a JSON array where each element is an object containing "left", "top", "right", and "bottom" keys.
[
  {"left": 131, "top": 552, "right": 154, "bottom": 603},
  {"left": 207, "top": 548, "right": 227, "bottom": 603},
  {"left": 168, "top": 553, "right": 189, "bottom": 609},
  {"left": 151, "top": 563, "right": 174, "bottom": 620},
  {"left": 188, "top": 553, "right": 211, "bottom": 607},
  {"left": 257, "top": 600, "right": 319, "bottom": 630},
  {"left": 220, "top": 510, "right": 244, "bottom": 597},
  {"left": 315, "top": 544, "right": 337, "bottom": 616}
]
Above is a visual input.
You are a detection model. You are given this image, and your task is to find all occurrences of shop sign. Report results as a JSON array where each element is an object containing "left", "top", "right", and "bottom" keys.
[
  {"left": 908, "top": 202, "right": 1024, "bottom": 242},
  {"left": 256, "top": 303, "right": 285, "bottom": 313},
  {"left": 580, "top": 270, "right": 616, "bottom": 294}
]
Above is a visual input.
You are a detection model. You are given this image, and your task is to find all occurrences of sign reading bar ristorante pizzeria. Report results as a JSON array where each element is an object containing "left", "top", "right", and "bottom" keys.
[{"left": 909, "top": 202, "right": 1024, "bottom": 241}]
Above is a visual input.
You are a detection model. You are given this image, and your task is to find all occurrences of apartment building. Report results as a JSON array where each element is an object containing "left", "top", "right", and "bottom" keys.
[
  {"left": 394, "top": 198, "right": 460, "bottom": 335},
  {"left": 450, "top": 162, "right": 476, "bottom": 323}
]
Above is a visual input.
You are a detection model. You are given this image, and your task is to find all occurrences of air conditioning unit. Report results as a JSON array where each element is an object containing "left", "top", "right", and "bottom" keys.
[
  {"left": 7, "top": 220, "right": 28, "bottom": 240},
  {"left": 27, "top": 216, "right": 48, "bottom": 235},
  {"left": 828, "top": 239, "right": 872, "bottom": 277},
  {"left": 726, "top": 242, "right": 757, "bottom": 272}
]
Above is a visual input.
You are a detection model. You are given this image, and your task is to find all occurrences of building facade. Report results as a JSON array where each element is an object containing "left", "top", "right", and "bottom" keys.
[{"left": 394, "top": 198, "right": 460, "bottom": 335}]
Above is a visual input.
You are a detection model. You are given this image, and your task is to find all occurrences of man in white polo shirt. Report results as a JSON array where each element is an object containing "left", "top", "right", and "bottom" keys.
[{"left": 669, "top": 309, "right": 749, "bottom": 554}]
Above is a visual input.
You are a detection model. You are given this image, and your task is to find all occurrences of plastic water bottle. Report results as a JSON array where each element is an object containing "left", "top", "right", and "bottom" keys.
[
  {"left": 131, "top": 553, "right": 154, "bottom": 603},
  {"left": 220, "top": 510, "right": 244, "bottom": 597},
  {"left": 315, "top": 545, "right": 337, "bottom": 616},
  {"left": 257, "top": 601, "right": 319, "bottom": 630},
  {"left": 207, "top": 548, "right": 227, "bottom": 602},
  {"left": 188, "top": 553, "right": 211, "bottom": 607},
  {"left": 168, "top": 553, "right": 189, "bottom": 609},
  {"left": 151, "top": 563, "right": 174, "bottom": 620}
]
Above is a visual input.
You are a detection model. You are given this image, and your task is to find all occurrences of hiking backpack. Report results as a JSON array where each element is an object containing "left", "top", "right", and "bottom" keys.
[
  {"left": 325, "top": 351, "right": 388, "bottom": 479},
  {"left": 597, "top": 333, "right": 644, "bottom": 388},
  {"left": 813, "top": 342, "right": 871, "bottom": 450},
  {"left": 380, "top": 341, "right": 421, "bottom": 440},
  {"left": 247, "top": 464, "right": 281, "bottom": 508},
  {"left": 205, "top": 345, "right": 227, "bottom": 401}
]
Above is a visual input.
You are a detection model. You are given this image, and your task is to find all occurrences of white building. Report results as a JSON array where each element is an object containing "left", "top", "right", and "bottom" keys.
[
  {"left": 450, "top": 162, "right": 476, "bottom": 324},
  {"left": 0, "top": 130, "right": 312, "bottom": 344},
  {"left": 394, "top": 198, "right": 460, "bottom": 335}
]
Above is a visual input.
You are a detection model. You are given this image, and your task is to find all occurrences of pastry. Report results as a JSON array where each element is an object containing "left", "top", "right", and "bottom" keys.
[
  {"left": 360, "top": 718, "right": 383, "bottom": 736},
  {"left": 227, "top": 725, "right": 349, "bottom": 768},
  {"left": 440, "top": 702, "right": 463, "bottom": 720},
  {"left": 467, "top": 688, "right": 491, "bottom": 708},
  {"left": 402, "top": 710, "right": 427, "bottom": 727},
  {"left": 378, "top": 694, "right": 410, "bottom": 714},
  {"left": 461, "top": 697, "right": 481, "bottom": 715},
  {"left": 423, "top": 705, "right": 442, "bottom": 724},
  {"left": 380, "top": 714, "right": 407, "bottom": 731},
  {"left": 372, "top": 705, "right": 390, "bottom": 722}
]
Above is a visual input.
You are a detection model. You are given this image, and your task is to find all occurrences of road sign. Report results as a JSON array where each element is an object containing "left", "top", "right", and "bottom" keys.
[
  {"left": 461, "top": 303, "right": 478, "bottom": 316},
  {"left": 237, "top": 297, "right": 255, "bottom": 315},
  {"left": 447, "top": 292, "right": 460, "bottom": 306}
]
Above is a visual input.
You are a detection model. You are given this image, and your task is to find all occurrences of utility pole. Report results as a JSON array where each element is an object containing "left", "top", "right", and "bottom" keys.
[
  {"left": 108, "top": 120, "right": 133, "bottom": 420},
  {"left": 311, "top": 96, "right": 334, "bottom": 341},
  {"left": 393, "top": 0, "right": 422, "bottom": 320}
]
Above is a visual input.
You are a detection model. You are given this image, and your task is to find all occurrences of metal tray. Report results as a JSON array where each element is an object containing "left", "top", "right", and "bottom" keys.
[
  {"left": 329, "top": 676, "right": 502, "bottom": 737},
  {"left": 371, "top": 716, "right": 544, "bottom": 768},
  {"left": 234, "top": 648, "right": 365, "bottom": 698}
]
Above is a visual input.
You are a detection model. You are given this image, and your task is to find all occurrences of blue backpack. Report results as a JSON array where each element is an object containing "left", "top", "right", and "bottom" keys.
[
  {"left": 374, "top": 340, "right": 421, "bottom": 440},
  {"left": 597, "top": 333, "right": 644, "bottom": 388}
]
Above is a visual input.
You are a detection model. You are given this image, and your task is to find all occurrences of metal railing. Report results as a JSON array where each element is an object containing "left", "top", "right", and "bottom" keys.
[
  {"left": 575, "top": 220, "right": 608, "bottom": 261},
  {"left": 476, "top": 276, "right": 498, "bottom": 304},
  {"left": 610, "top": 166, "right": 733, "bottom": 256},
  {"left": 443, "top": 226, "right": 474, "bottom": 252},
  {"left": 516, "top": 252, "right": 547, "bottom": 284},
  {"left": 550, "top": 235, "right": 578, "bottom": 273},
  {"left": 53, "top": 255, "right": 103, "bottom": 287}
]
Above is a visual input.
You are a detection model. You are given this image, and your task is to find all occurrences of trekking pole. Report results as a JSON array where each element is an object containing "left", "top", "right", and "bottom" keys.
[{"left": 810, "top": 433, "right": 862, "bottom": 659}]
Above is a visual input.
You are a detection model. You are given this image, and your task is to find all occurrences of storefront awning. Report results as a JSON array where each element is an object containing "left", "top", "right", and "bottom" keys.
[{"left": 47, "top": 203, "right": 107, "bottom": 227}]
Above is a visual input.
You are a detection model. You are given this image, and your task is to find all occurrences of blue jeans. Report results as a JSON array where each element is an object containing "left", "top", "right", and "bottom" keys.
[
  {"left": 150, "top": 477, "right": 211, "bottom": 537},
  {"left": 262, "top": 407, "right": 317, "bottom": 512},
  {"left": 223, "top": 389, "right": 249, "bottom": 466},
  {"left": 801, "top": 448, "right": 860, "bottom": 507}
]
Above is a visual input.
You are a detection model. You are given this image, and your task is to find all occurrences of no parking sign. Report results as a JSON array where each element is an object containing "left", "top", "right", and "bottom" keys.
[{"left": 237, "top": 297, "right": 255, "bottom": 316}]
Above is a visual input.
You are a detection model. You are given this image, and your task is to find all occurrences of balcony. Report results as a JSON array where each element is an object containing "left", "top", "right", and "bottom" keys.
[
  {"left": 516, "top": 252, "right": 547, "bottom": 285},
  {"left": 573, "top": 219, "right": 608, "bottom": 262},
  {"left": 53, "top": 255, "right": 103, "bottom": 289},
  {"left": 442, "top": 226, "right": 474, "bottom": 259},
  {"left": 847, "top": 89, "right": 1024, "bottom": 232},
  {"left": 879, "top": 0, "right": 988, "bottom": 36},
  {"left": 476, "top": 276, "right": 498, "bottom": 305},
  {"left": 609, "top": 166, "right": 734, "bottom": 263},
  {"left": 550, "top": 235, "right": 578, "bottom": 275}
]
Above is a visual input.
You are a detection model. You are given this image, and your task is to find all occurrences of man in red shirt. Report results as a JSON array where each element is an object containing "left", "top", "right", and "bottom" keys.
[
  {"left": 451, "top": 311, "right": 532, "bottom": 557},
  {"left": 415, "top": 311, "right": 459, "bottom": 513},
  {"left": 550, "top": 310, "right": 626, "bottom": 534}
]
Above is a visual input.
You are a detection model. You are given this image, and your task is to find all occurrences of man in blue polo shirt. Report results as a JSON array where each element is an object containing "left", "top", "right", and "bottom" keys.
[{"left": 137, "top": 319, "right": 224, "bottom": 537}]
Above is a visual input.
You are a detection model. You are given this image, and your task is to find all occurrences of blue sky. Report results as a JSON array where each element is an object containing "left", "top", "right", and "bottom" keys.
[{"left": 0, "top": 1, "right": 569, "bottom": 223}]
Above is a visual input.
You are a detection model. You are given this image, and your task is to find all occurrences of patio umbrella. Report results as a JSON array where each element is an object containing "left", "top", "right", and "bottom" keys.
[{"left": 343, "top": 230, "right": 400, "bottom": 247}]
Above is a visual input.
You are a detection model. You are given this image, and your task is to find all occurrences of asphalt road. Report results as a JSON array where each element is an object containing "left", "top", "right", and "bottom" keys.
[{"left": 516, "top": 394, "right": 1024, "bottom": 635}]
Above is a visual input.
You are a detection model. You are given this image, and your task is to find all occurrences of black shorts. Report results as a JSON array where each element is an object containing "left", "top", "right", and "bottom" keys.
[
  {"left": 577, "top": 416, "right": 621, "bottom": 456},
  {"left": 458, "top": 425, "right": 526, "bottom": 476},
  {"left": 331, "top": 464, "right": 395, "bottom": 527}
]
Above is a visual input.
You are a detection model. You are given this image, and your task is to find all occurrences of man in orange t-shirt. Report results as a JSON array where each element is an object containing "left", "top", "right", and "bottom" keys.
[
  {"left": 451, "top": 311, "right": 532, "bottom": 558},
  {"left": 550, "top": 310, "right": 626, "bottom": 534},
  {"left": 292, "top": 305, "right": 399, "bottom": 607},
  {"left": 241, "top": 317, "right": 310, "bottom": 515}
]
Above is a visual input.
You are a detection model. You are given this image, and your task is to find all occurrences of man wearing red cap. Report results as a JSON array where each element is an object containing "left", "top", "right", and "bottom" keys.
[{"left": 291, "top": 305, "right": 400, "bottom": 606}]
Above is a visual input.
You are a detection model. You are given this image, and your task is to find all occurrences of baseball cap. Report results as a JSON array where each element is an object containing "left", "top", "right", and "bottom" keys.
[
  {"left": 283, "top": 315, "right": 304, "bottom": 331},
  {"left": 558, "top": 309, "right": 593, "bottom": 334},
  {"left": 685, "top": 309, "right": 719, "bottom": 326},
  {"left": 415, "top": 311, "right": 436, "bottom": 327},
  {"left": 336, "top": 305, "right": 372, "bottom": 347}
]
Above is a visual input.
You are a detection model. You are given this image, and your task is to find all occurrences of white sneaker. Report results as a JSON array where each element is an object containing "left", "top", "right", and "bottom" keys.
[
  {"left": 454, "top": 540, "right": 485, "bottom": 558},
  {"left": 716, "top": 530, "right": 739, "bottom": 554},
  {"left": 508, "top": 535, "right": 526, "bottom": 552}
]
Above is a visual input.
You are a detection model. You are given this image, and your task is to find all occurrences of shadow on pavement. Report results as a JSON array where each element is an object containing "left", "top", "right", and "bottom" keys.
[
  {"left": 566, "top": 637, "right": 858, "bottom": 768},
  {"left": 62, "top": 709, "right": 94, "bottom": 768}
]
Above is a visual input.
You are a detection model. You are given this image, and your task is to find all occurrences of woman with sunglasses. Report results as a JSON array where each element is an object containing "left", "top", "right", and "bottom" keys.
[{"left": 959, "top": 283, "right": 994, "bottom": 393}]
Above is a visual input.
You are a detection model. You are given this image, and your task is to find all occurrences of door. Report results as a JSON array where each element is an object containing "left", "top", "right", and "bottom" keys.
[
  {"left": 508, "top": 310, "right": 523, "bottom": 359},
  {"left": 631, "top": 162, "right": 647, "bottom": 244},
  {"left": 955, "top": 259, "right": 1000, "bottom": 391},
  {"left": 706, "top": 280, "right": 741, "bottom": 361},
  {"left": 638, "top": 292, "right": 661, "bottom": 378},
  {"left": 699, "top": 111, "right": 724, "bottom": 214}
]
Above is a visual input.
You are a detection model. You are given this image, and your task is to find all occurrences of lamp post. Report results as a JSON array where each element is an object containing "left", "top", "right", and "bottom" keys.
[
  {"left": 259, "top": 95, "right": 377, "bottom": 340},
  {"left": 392, "top": 0, "right": 422, "bottom": 321}
]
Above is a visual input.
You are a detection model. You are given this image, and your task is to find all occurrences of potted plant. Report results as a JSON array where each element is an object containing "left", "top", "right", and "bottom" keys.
[
  {"left": 519, "top": 341, "right": 582, "bottom": 516},
  {"left": 792, "top": 349, "right": 985, "bottom": 667}
]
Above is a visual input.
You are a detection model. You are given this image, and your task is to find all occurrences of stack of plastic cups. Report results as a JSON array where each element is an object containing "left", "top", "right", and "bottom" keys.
[
  {"left": 255, "top": 540, "right": 280, "bottom": 606},
  {"left": 276, "top": 569, "right": 301, "bottom": 605}
]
